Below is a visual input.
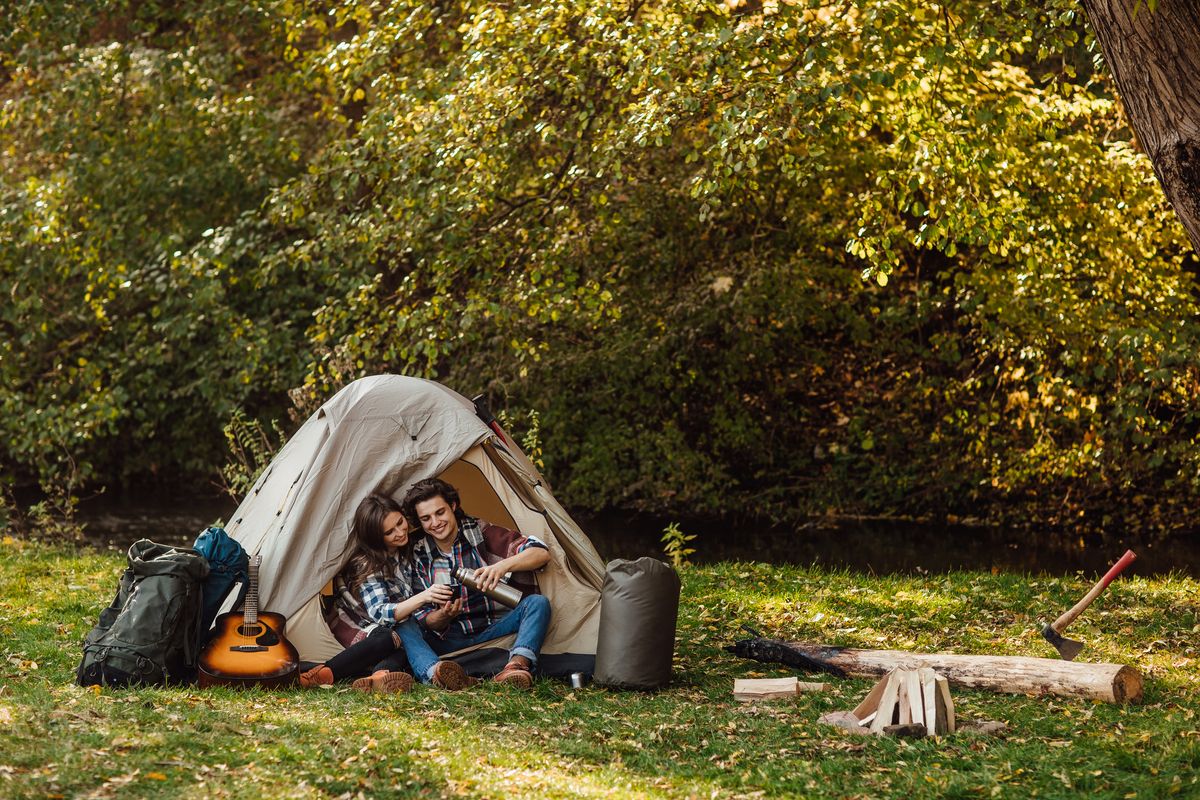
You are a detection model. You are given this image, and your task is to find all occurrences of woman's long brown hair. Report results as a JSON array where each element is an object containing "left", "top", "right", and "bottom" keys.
[{"left": 345, "top": 493, "right": 417, "bottom": 591}]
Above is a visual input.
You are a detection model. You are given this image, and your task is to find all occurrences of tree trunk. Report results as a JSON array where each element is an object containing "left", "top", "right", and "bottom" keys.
[
  {"left": 1080, "top": 0, "right": 1200, "bottom": 253},
  {"left": 727, "top": 638, "right": 1144, "bottom": 703}
]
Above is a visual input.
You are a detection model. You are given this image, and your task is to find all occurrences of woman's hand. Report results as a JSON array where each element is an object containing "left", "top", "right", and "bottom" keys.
[{"left": 423, "top": 584, "right": 455, "bottom": 605}]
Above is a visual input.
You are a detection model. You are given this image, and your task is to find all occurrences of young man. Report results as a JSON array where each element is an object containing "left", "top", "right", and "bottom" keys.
[{"left": 402, "top": 478, "right": 552, "bottom": 689}]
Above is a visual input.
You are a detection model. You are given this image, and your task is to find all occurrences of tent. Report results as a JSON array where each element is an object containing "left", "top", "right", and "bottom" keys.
[{"left": 224, "top": 374, "right": 605, "bottom": 674}]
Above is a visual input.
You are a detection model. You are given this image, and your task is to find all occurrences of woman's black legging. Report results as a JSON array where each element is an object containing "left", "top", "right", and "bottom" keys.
[{"left": 325, "top": 625, "right": 410, "bottom": 680}]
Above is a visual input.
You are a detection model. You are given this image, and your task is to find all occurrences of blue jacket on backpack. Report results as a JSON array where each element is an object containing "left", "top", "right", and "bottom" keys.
[{"left": 193, "top": 526, "right": 250, "bottom": 642}]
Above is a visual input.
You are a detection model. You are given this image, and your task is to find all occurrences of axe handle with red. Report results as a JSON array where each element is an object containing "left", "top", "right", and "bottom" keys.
[
  {"left": 1052, "top": 549, "right": 1138, "bottom": 632},
  {"left": 1042, "top": 549, "right": 1137, "bottom": 659}
]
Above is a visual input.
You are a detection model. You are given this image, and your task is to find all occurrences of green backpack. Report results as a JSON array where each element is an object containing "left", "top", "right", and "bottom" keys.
[{"left": 76, "top": 539, "right": 211, "bottom": 687}]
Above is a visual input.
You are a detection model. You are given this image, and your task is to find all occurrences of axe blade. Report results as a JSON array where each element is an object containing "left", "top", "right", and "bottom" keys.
[
  {"left": 1040, "top": 550, "right": 1137, "bottom": 661},
  {"left": 1041, "top": 623, "right": 1084, "bottom": 661}
]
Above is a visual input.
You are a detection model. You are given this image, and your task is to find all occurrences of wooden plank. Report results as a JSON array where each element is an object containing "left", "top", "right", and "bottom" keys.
[
  {"left": 851, "top": 672, "right": 889, "bottom": 721},
  {"left": 734, "top": 677, "right": 797, "bottom": 701},
  {"left": 936, "top": 675, "right": 956, "bottom": 734},
  {"left": 897, "top": 676, "right": 912, "bottom": 725},
  {"left": 795, "top": 681, "right": 830, "bottom": 694},
  {"left": 870, "top": 670, "right": 901, "bottom": 734},
  {"left": 920, "top": 668, "right": 939, "bottom": 734},
  {"left": 733, "top": 677, "right": 829, "bottom": 701},
  {"left": 905, "top": 669, "right": 925, "bottom": 731}
]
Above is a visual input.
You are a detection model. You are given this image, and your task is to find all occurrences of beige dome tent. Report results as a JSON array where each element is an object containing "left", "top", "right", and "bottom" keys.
[{"left": 224, "top": 375, "right": 605, "bottom": 673}]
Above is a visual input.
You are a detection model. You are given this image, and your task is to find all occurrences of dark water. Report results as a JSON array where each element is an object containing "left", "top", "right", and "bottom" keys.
[
  {"left": 574, "top": 510, "right": 1200, "bottom": 578},
  {"left": 76, "top": 496, "right": 1200, "bottom": 578},
  {"left": 76, "top": 493, "right": 239, "bottom": 551}
]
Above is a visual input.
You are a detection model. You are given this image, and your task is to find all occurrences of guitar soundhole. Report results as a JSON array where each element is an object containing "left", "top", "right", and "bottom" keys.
[{"left": 235, "top": 623, "right": 281, "bottom": 646}]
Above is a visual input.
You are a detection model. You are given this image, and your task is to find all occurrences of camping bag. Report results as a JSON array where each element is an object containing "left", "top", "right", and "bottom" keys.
[
  {"left": 593, "top": 557, "right": 681, "bottom": 690},
  {"left": 193, "top": 526, "right": 250, "bottom": 641},
  {"left": 76, "top": 539, "right": 210, "bottom": 688}
]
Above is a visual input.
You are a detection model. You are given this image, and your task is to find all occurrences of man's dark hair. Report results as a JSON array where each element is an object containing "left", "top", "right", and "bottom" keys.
[{"left": 403, "top": 477, "right": 461, "bottom": 520}]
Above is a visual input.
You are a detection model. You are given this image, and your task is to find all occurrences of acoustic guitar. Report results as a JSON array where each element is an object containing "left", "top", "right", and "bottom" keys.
[{"left": 198, "top": 555, "right": 299, "bottom": 688}]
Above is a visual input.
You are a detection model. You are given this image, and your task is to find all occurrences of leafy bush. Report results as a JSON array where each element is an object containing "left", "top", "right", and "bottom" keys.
[
  {"left": 274, "top": 0, "right": 1197, "bottom": 530},
  {"left": 0, "top": 2, "right": 329, "bottom": 499},
  {"left": 4, "top": 0, "right": 1200, "bottom": 533}
]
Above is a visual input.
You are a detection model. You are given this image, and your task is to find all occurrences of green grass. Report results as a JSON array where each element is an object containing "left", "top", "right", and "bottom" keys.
[{"left": 1, "top": 537, "right": 1198, "bottom": 799}]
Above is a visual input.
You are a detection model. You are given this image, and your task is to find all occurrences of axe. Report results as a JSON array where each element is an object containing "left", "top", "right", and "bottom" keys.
[{"left": 1041, "top": 549, "right": 1137, "bottom": 660}]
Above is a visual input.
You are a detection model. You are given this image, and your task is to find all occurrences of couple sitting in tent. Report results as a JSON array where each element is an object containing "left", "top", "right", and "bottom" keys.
[{"left": 299, "top": 477, "right": 552, "bottom": 692}]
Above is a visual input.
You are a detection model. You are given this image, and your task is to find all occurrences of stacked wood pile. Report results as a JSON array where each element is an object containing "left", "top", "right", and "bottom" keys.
[{"left": 851, "top": 667, "right": 954, "bottom": 736}]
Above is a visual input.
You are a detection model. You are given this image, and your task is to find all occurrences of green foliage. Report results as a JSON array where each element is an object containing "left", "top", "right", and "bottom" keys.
[
  {"left": 265, "top": 0, "right": 1196, "bottom": 530},
  {"left": 661, "top": 521, "right": 697, "bottom": 570},
  {"left": 4, "top": 0, "right": 1200, "bottom": 531},
  {"left": 0, "top": 2, "right": 333, "bottom": 504},
  {"left": 2, "top": 482, "right": 84, "bottom": 543},
  {"left": 219, "top": 409, "right": 285, "bottom": 501},
  {"left": 498, "top": 408, "right": 546, "bottom": 472}
]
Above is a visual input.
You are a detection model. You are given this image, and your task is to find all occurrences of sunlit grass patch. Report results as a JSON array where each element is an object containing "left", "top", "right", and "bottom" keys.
[{"left": 2, "top": 541, "right": 1199, "bottom": 798}]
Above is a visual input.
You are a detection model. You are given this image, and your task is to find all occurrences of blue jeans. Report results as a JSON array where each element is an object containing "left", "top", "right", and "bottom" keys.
[
  {"left": 394, "top": 619, "right": 444, "bottom": 684},
  {"left": 398, "top": 595, "right": 552, "bottom": 682}
]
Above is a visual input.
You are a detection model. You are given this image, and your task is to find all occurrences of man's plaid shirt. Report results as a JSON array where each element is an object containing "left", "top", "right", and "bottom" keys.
[{"left": 409, "top": 515, "right": 546, "bottom": 638}]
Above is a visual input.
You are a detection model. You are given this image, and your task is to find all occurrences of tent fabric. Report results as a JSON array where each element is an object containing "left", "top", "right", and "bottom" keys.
[{"left": 223, "top": 375, "right": 605, "bottom": 665}]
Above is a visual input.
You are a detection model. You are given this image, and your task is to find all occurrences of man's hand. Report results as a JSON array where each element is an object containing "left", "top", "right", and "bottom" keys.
[
  {"left": 424, "top": 596, "right": 463, "bottom": 632},
  {"left": 472, "top": 563, "right": 509, "bottom": 592},
  {"left": 471, "top": 547, "right": 552, "bottom": 592}
]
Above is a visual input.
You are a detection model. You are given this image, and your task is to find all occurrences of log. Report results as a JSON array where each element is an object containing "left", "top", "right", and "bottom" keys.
[{"left": 726, "top": 638, "right": 1143, "bottom": 704}]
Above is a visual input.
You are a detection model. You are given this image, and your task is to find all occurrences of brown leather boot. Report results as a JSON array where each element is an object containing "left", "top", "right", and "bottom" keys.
[
  {"left": 351, "top": 669, "right": 414, "bottom": 694},
  {"left": 299, "top": 664, "right": 334, "bottom": 688},
  {"left": 493, "top": 656, "right": 534, "bottom": 689},
  {"left": 430, "top": 660, "right": 477, "bottom": 691}
]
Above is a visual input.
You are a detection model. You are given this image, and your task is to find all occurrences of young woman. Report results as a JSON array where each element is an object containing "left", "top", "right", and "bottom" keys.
[{"left": 299, "top": 493, "right": 475, "bottom": 692}]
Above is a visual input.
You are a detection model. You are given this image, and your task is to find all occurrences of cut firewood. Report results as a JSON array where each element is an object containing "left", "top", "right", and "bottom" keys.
[
  {"left": 836, "top": 667, "right": 956, "bottom": 738},
  {"left": 851, "top": 673, "right": 889, "bottom": 720},
  {"left": 732, "top": 676, "right": 830, "bottom": 701},
  {"left": 904, "top": 669, "right": 923, "bottom": 727},
  {"left": 936, "top": 674, "right": 955, "bottom": 734},
  {"left": 870, "top": 671, "right": 901, "bottom": 734},
  {"left": 897, "top": 677, "right": 912, "bottom": 725},
  {"left": 920, "top": 667, "right": 939, "bottom": 733}
]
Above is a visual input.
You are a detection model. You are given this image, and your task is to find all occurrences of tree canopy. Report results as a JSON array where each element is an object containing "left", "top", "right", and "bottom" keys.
[{"left": 3, "top": 0, "right": 1198, "bottom": 532}]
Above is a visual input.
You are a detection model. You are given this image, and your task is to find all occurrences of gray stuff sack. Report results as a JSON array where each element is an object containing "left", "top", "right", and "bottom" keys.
[{"left": 593, "top": 557, "right": 681, "bottom": 690}]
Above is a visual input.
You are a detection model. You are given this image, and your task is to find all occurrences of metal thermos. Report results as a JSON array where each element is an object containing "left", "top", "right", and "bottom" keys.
[{"left": 453, "top": 566, "right": 523, "bottom": 609}]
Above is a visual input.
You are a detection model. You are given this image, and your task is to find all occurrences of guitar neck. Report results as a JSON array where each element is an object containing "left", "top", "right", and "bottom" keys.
[{"left": 245, "top": 555, "right": 261, "bottom": 624}]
